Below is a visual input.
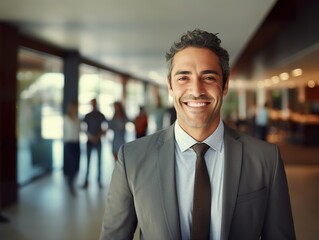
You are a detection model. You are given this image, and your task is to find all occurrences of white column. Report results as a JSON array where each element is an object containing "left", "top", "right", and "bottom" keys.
[
  {"left": 237, "top": 88, "right": 246, "bottom": 120},
  {"left": 256, "top": 87, "right": 266, "bottom": 107}
]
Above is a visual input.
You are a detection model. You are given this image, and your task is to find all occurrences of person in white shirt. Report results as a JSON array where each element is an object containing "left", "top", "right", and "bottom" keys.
[{"left": 63, "top": 100, "right": 81, "bottom": 196}]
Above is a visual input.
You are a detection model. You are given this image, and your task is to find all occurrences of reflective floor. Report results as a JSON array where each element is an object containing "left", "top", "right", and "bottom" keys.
[
  {"left": 0, "top": 141, "right": 117, "bottom": 240},
  {"left": 1, "top": 136, "right": 319, "bottom": 240},
  {"left": 287, "top": 165, "right": 319, "bottom": 240}
]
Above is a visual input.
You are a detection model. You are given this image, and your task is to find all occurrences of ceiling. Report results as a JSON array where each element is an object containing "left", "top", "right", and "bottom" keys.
[
  {"left": 250, "top": 43, "right": 319, "bottom": 90},
  {"left": 0, "top": 0, "right": 277, "bottom": 85}
]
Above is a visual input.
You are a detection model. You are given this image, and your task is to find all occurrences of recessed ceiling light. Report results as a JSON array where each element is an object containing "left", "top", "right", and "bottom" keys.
[
  {"left": 279, "top": 72, "right": 289, "bottom": 81},
  {"left": 291, "top": 68, "right": 303, "bottom": 77},
  {"left": 271, "top": 76, "right": 280, "bottom": 83},
  {"left": 308, "top": 80, "right": 315, "bottom": 88}
]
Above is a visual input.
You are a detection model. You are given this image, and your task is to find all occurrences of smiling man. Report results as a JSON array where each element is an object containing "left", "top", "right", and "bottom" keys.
[
  {"left": 168, "top": 47, "right": 227, "bottom": 142},
  {"left": 100, "top": 29, "right": 295, "bottom": 240}
]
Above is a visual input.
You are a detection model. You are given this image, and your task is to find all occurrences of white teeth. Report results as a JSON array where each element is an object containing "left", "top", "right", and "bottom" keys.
[{"left": 187, "top": 102, "right": 207, "bottom": 107}]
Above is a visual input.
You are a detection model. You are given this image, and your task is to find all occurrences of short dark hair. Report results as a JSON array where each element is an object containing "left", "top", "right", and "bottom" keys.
[{"left": 165, "top": 29, "right": 230, "bottom": 88}]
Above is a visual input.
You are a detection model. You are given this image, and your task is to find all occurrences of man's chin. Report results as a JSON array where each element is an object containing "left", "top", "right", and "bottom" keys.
[{"left": 184, "top": 119, "right": 209, "bottom": 129}]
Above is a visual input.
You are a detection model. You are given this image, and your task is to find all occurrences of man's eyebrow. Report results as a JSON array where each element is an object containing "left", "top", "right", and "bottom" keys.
[
  {"left": 201, "top": 70, "right": 221, "bottom": 75},
  {"left": 174, "top": 70, "right": 221, "bottom": 76},
  {"left": 174, "top": 70, "right": 191, "bottom": 76}
]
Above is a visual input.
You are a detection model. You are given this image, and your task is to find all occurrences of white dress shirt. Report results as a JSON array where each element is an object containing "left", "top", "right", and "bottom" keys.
[
  {"left": 174, "top": 120, "right": 225, "bottom": 240},
  {"left": 63, "top": 115, "right": 81, "bottom": 142}
]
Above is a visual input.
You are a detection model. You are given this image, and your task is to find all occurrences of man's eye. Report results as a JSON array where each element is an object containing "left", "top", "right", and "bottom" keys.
[
  {"left": 203, "top": 76, "right": 217, "bottom": 81},
  {"left": 177, "top": 76, "right": 188, "bottom": 81}
]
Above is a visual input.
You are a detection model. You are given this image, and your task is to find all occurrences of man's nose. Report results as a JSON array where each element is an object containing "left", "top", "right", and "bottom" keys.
[{"left": 190, "top": 79, "right": 204, "bottom": 97}]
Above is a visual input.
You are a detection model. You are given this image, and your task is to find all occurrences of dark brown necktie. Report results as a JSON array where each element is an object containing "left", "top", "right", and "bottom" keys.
[{"left": 191, "top": 143, "right": 211, "bottom": 240}]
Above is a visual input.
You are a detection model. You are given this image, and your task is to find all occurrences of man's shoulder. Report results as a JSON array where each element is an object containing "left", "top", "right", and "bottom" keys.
[
  {"left": 225, "top": 125, "right": 275, "bottom": 149},
  {"left": 118, "top": 129, "right": 170, "bottom": 170},
  {"left": 127, "top": 128, "right": 166, "bottom": 146},
  {"left": 224, "top": 126, "right": 280, "bottom": 170},
  {"left": 85, "top": 110, "right": 106, "bottom": 119},
  {"left": 123, "top": 127, "right": 173, "bottom": 152}
]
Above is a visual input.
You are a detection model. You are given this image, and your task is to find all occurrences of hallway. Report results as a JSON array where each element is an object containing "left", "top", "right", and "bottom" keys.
[{"left": 0, "top": 140, "right": 319, "bottom": 240}]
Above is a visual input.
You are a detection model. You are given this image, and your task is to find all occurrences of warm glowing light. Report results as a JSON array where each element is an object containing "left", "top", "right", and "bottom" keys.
[
  {"left": 279, "top": 72, "right": 289, "bottom": 81},
  {"left": 291, "top": 68, "right": 303, "bottom": 77},
  {"left": 308, "top": 80, "right": 316, "bottom": 88},
  {"left": 271, "top": 76, "right": 280, "bottom": 84}
]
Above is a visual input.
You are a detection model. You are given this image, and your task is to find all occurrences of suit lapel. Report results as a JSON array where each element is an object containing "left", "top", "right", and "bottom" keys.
[
  {"left": 156, "top": 125, "right": 182, "bottom": 239},
  {"left": 221, "top": 126, "right": 243, "bottom": 240}
]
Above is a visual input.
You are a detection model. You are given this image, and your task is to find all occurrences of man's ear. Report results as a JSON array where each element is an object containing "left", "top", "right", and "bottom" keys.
[
  {"left": 223, "top": 78, "right": 229, "bottom": 96},
  {"left": 167, "top": 78, "right": 173, "bottom": 96}
]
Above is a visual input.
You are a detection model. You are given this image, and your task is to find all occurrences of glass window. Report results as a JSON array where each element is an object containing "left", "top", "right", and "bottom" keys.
[
  {"left": 99, "top": 70, "right": 123, "bottom": 119},
  {"left": 17, "top": 48, "right": 63, "bottom": 185},
  {"left": 78, "top": 64, "right": 122, "bottom": 119},
  {"left": 125, "top": 79, "right": 145, "bottom": 119}
]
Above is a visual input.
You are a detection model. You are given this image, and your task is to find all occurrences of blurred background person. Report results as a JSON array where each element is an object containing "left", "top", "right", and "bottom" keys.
[
  {"left": 255, "top": 102, "right": 269, "bottom": 141},
  {"left": 63, "top": 100, "right": 81, "bottom": 196},
  {"left": 247, "top": 103, "right": 256, "bottom": 136},
  {"left": 134, "top": 106, "right": 148, "bottom": 139},
  {"left": 108, "top": 101, "right": 129, "bottom": 161},
  {"left": 151, "top": 95, "right": 166, "bottom": 132},
  {"left": 81, "top": 98, "right": 107, "bottom": 189}
]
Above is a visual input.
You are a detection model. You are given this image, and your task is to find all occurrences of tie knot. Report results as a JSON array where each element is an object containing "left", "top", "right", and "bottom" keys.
[{"left": 192, "top": 143, "right": 210, "bottom": 157}]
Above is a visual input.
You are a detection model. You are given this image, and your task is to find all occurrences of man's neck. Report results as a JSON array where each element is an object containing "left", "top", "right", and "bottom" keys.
[{"left": 177, "top": 119, "right": 220, "bottom": 142}]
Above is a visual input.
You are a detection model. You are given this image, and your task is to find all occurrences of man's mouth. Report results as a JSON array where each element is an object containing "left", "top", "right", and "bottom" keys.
[{"left": 185, "top": 101, "right": 210, "bottom": 107}]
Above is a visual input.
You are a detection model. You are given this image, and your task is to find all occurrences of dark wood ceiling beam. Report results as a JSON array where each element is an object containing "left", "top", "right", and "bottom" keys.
[{"left": 231, "top": 0, "right": 297, "bottom": 79}]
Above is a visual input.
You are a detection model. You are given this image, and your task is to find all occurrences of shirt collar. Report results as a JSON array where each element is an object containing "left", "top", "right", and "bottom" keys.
[{"left": 174, "top": 119, "right": 224, "bottom": 153}]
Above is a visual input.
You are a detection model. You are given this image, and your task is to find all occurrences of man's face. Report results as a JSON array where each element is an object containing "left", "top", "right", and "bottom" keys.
[
  {"left": 91, "top": 99, "right": 97, "bottom": 109},
  {"left": 167, "top": 47, "right": 228, "bottom": 137}
]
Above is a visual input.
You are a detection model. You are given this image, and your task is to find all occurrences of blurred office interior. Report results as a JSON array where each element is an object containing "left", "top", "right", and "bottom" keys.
[{"left": 0, "top": 0, "right": 319, "bottom": 239}]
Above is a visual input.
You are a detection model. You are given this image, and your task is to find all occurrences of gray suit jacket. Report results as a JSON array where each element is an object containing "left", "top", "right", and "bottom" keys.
[{"left": 100, "top": 124, "right": 295, "bottom": 240}]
